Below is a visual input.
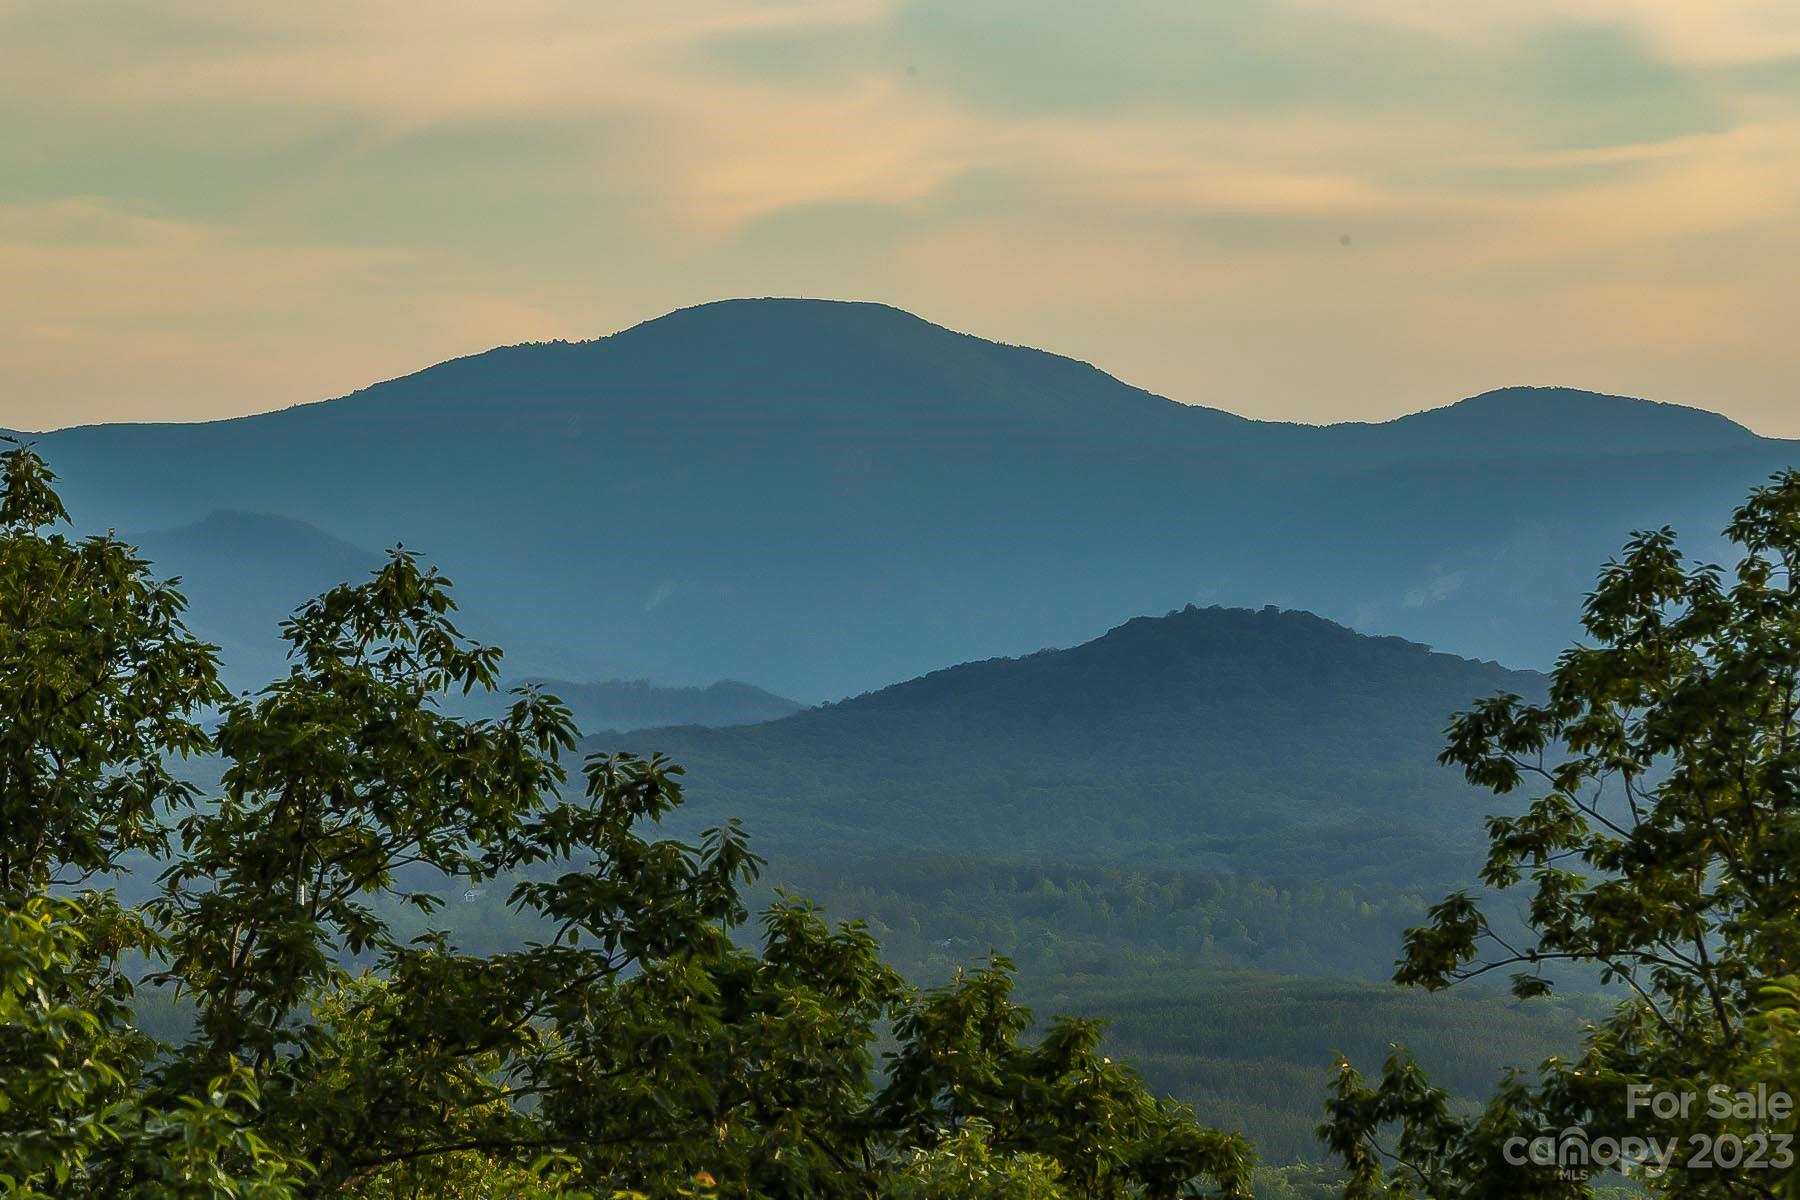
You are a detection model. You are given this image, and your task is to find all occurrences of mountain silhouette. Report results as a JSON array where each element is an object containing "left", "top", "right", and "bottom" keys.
[{"left": 17, "top": 298, "right": 1795, "bottom": 698}]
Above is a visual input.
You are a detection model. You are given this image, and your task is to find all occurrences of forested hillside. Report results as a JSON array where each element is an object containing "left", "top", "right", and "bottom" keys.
[{"left": 601, "top": 604, "right": 1543, "bottom": 885}]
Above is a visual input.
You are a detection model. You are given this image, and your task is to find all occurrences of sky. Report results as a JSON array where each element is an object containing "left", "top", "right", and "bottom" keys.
[{"left": 4, "top": 0, "right": 1800, "bottom": 435}]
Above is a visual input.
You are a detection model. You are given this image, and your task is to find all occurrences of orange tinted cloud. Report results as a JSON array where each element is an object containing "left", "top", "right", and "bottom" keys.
[{"left": 1, "top": 0, "right": 1797, "bottom": 433}]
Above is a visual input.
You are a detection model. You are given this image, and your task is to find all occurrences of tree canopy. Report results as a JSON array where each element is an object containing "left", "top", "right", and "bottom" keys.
[
  {"left": 0, "top": 440, "right": 1251, "bottom": 1199},
  {"left": 1322, "top": 470, "right": 1800, "bottom": 1198}
]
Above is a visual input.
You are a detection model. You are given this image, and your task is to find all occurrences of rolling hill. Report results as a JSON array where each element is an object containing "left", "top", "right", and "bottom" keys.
[
  {"left": 13, "top": 298, "right": 1794, "bottom": 698},
  {"left": 595, "top": 604, "right": 1546, "bottom": 886}
]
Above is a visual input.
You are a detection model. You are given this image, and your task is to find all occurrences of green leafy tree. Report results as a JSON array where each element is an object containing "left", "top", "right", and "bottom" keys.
[
  {"left": 1, "top": 440, "right": 290, "bottom": 1197},
  {"left": 0, "top": 894, "right": 299, "bottom": 1199},
  {"left": 1, "top": 442, "right": 1253, "bottom": 1198},
  {"left": 1321, "top": 471, "right": 1800, "bottom": 1198},
  {"left": 0, "top": 437, "right": 223, "bottom": 895},
  {"left": 1745, "top": 978, "right": 1800, "bottom": 1199},
  {"left": 151, "top": 544, "right": 577, "bottom": 1073},
  {"left": 880, "top": 962, "right": 1248, "bottom": 1198},
  {"left": 883, "top": 1122, "right": 1067, "bottom": 1199}
]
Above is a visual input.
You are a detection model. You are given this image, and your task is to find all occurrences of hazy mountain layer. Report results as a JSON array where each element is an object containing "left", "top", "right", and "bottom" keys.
[
  {"left": 17, "top": 298, "right": 1794, "bottom": 698},
  {"left": 514, "top": 677, "right": 803, "bottom": 735},
  {"left": 130, "top": 511, "right": 620, "bottom": 690}
]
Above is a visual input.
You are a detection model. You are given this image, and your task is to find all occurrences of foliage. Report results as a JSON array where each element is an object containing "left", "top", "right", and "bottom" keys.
[
  {"left": 1747, "top": 978, "right": 1800, "bottom": 1200},
  {"left": 1321, "top": 470, "right": 1800, "bottom": 1197},
  {"left": 750, "top": 858, "right": 1450, "bottom": 981},
  {"left": 0, "top": 437, "right": 224, "bottom": 895},
  {"left": 0, "top": 444, "right": 1252, "bottom": 1198},
  {"left": 1026, "top": 969, "right": 1594, "bottom": 1168},
  {"left": 0, "top": 893, "right": 299, "bottom": 1199},
  {"left": 883, "top": 1122, "right": 1067, "bottom": 1199}
]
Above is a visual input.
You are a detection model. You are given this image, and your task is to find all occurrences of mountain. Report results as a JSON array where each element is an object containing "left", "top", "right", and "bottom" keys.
[
  {"left": 130, "top": 511, "right": 620, "bottom": 691},
  {"left": 1300, "top": 385, "right": 1762, "bottom": 464},
  {"left": 17, "top": 298, "right": 1796, "bottom": 698},
  {"left": 596, "top": 605, "right": 1546, "bottom": 886},
  {"left": 130, "top": 512, "right": 384, "bottom": 689},
  {"left": 512, "top": 678, "right": 803, "bottom": 735}
]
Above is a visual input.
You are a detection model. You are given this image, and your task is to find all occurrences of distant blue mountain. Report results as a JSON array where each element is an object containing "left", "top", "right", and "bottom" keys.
[
  {"left": 16, "top": 298, "right": 1795, "bottom": 698},
  {"left": 129, "top": 511, "right": 382, "bottom": 690},
  {"left": 512, "top": 677, "right": 804, "bottom": 736},
  {"left": 129, "top": 511, "right": 620, "bottom": 691}
]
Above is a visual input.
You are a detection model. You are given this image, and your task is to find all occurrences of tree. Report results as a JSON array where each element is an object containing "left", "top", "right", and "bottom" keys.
[
  {"left": 0, "top": 439, "right": 289, "bottom": 1197},
  {"left": 884, "top": 1122, "right": 1066, "bottom": 1199},
  {"left": 0, "top": 443, "right": 1253, "bottom": 1198},
  {"left": 1321, "top": 470, "right": 1800, "bottom": 1198},
  {"left": 0, "top": 437, "right": 223, "bottom": 896},
  {"left": 0, "top": 894, "right": 299, "bottom": 1199}
]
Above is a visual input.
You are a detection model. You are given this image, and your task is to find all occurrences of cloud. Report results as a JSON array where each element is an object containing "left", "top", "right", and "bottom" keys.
[
  {"left": 644, "top": 580, "right": 682, "bottom": 612},
  {"left": 2, "top": 0, "right": 1799, "bottom": 433},
  {"left": 1402, "top": 581, "right": 1449, "bottom": 610},
  {"left": 0, "top": 197, "right": 592, "bottom": 429}
]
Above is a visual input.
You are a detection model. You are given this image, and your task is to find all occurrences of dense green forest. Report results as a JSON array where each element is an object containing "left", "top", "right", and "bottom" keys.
[
  {"left": 138, "top": 739, "right": 1584, "bottom": 1168},
  {"left": 339, "top": 854, "right": 1446, "bottom": 983},
  {"left": 751, "top": 858, "right": 1443, "bottom": 980},
  {"left": 114, "top": 846, "right": 1576, "bottom": 1166},
  {"left": 1023, "top": 971, "right": 1598, "bottom": 1166}
]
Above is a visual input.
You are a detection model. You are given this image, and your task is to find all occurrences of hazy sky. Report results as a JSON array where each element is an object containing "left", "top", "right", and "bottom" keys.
[{"left": 4, "top": 1, "right": 1799, "bottom": 434}]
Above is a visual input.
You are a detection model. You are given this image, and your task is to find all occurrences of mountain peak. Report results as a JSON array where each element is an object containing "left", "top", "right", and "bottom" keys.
[
  {"left": 837, "top": 603, "right": 1530, "bottom": 720},
  {"left": 300, "top": 294, "right": 1253, "bottom": 447},
  {"left": 509, "top": 676, "right": 804, "bottom": 734},
  {"left": 632, "top": 296, "right": 938, "bottom": 334},
  {"left": 606, "top": 602, "right": 1547, "bottom": 878},
  {"left": 1365, "top": 385, "right": 1763, "bottom": 459},
  {"left": 135, "top": 509, "right": 376, "bottom": 569}
]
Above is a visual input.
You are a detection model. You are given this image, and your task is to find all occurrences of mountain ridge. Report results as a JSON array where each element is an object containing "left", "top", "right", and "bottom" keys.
[
  {"left": 14, "top": 298, "right": 1795, "bottom": 698},
  {"left": 6, "top": 298, "right": 1779, "bottom": 446},
  {"left": 597, "top": 602, "right": 1546, "bottom": 883},
  {"left": 512, "top": 676, "right": 804, "bottom": 734}
]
